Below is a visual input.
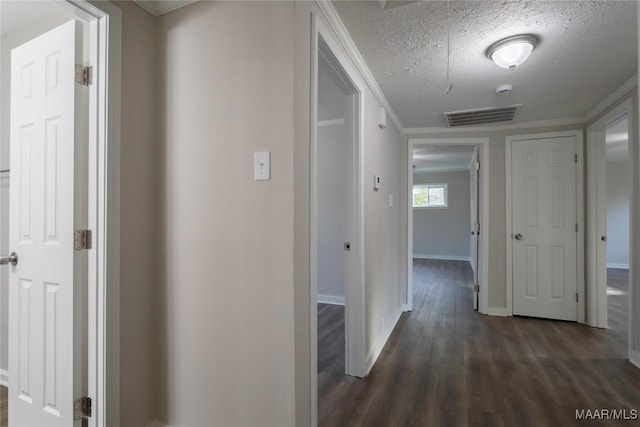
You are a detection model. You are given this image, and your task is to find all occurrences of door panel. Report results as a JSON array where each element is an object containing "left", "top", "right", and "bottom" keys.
[
  {"left": 9, "top": 20, "right": 84, "bottom": 427},
  {"left": 512, "top": 136, "right": 578, "bottom": 321}
]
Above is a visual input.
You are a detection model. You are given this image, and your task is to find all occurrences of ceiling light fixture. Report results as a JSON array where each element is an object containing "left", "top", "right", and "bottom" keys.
[{"left": 486, "top": 34, "right": 539, "bottom": 70}]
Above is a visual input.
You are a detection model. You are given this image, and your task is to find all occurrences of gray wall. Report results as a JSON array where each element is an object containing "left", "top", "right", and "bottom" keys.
[
  {"left": 317, "top": 123, "right": 348, "bottom": 301},
  {"left": 607, "top": 161, "right": 630, "bottom": 267},
  {"left": 413, "top": 171, "right": 470, "bottom": 259}
]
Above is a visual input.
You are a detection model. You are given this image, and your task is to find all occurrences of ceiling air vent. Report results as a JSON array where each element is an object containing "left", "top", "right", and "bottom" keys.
[{"left": 444, "top": 104, "right": 521, "bottom": 127}]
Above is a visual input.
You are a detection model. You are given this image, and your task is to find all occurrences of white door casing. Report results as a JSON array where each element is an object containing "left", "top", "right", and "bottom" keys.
[
  {"left": 510, "top": 135, "right": 578, "bottom": 321},
  {"left": 470, "top": 148, "right": 480, "bottom": 310},
  {"left": 9, "top": 19, "right": 85, "bottom": 426}
]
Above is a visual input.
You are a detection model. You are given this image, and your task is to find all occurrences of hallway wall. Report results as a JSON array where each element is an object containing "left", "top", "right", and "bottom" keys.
[{"left": 156, "top": 2, "right": 296, "bottom": 425}]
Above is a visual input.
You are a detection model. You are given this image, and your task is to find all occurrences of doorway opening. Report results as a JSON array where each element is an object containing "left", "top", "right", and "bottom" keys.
[
  {"left": 0, "top": 1, "right": 120, "bottom": 425},
  {"left": 605, "top": 117, "right": 631, "bottom": 349},
  {"left": 407, "top": 138, "right": 490, "bottom": 314},
  {"left": 311, "top": 18, "right": 367, "bottom": 425},
  {"left": 587, "top": 99, "right": 635, "bottom": 361}
]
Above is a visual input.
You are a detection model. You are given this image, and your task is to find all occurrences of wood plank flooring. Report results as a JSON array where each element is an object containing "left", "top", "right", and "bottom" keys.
[
  {"left": 318, "top": 259, "right": 640, "bottom": 427},
  {"left": 1, "top": 386, "right": 6, "bottom": 427}
]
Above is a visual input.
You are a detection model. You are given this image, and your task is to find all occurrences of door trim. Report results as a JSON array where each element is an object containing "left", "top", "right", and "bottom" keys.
[
  {"left": 407, "top": 138, "right": 490, "bottom": 314},
  {"left": 59, "top": 2, "right": 121, "bottom": 426},
  {"left": 309, "top": 12, "right": 367, "bottom": 427},
  {"left": 586, "top": 100, "right": 633, "bottom": 329},
  {"left": 505, "top": 130, "right": 585, "bottom": 322}
]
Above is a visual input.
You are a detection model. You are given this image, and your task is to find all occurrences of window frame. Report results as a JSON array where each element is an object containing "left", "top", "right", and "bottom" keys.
[{"left": 412, "top": 183, "right": 449, "bottom": 209}]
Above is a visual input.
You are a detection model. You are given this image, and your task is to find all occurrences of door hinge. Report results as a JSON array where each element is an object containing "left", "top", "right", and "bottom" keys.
[
  {"left": 576, "top": 293, "right": 579, "bottom": 302},
  {"left": 74, "top": 396, "right": 92, "bottom": 420},
  {"left": 75, "top": 64, "right": 92, "bottom": 86},
  {"left": 74, "top": 230, "right": 92, "bottom": 250},
  {"left": 474, "top": 162, "right": 481, "bottom": 170},
  {"left": 473, "top": 284, "right": 480, "bottom": 293},
  {"left": 473, "top": 223, "right": 480, "bottom": 233},
  {"left": 575, "top": 223, "right": 578, "bottom": 233},
  {"left": 574, "top": 153, "right": 578, "bottom": 163}
]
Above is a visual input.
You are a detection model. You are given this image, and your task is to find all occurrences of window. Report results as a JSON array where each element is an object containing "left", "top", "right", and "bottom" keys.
[{"left": 413, "top": 184, "right": 448, "bottom": 208}]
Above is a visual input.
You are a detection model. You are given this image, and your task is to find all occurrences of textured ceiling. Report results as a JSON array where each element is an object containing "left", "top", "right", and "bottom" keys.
[
  {"left": 333, "top": 0, "right": 638, "bottom": 128},
  {"left": 413, "top": 144, "right": 475, "bottom": 173}
]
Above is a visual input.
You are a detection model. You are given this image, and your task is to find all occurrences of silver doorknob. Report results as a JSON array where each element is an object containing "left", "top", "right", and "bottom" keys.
[
  {"left": 514, "top": 233, "right": 523, "bottom": 241},
  {"left": 0, "top": 252, "right": 18, "bottom": 266}
]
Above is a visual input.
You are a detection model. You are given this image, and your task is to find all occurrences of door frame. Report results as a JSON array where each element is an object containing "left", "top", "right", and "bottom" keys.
[
  {"left": 57, "top": 1, "right": 121, "bottom": 425},
  {"left": 586, "top": 99, "right": 634, "bottom": 334},
  {"left": 310, "top": 12, "right": 366, "bottom": 425},
  {"left": 407, "top": 138, "right": 490, "bottom": 314},
  {"left": 505, "top": 130, "right": 585, "bottom": 322}
]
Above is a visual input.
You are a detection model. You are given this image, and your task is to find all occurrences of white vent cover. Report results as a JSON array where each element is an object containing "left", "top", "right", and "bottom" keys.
[{"left": 444, "top": 104, "right": 521, "bottom": 127}]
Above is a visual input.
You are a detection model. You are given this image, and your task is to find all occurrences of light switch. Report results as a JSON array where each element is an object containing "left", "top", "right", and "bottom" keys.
[{"left": 254, "top": 151, "right": 270, "bottom": 181}]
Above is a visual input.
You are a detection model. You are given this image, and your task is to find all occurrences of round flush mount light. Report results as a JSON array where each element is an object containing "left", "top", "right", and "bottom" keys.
[{"left": 486, "top": 34, "right": 540, "bottom": 70}]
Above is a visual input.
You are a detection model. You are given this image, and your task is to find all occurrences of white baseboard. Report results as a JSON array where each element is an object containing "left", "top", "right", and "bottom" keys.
[
  {"left": 317, "top": 294, "right": 345, "bottom": 305},
  {"left": 486, "top": 307, "right": 510, "bottom": 317},
  {"left": 413, "top": 254, "right": 471, "bottom": 263},
  {"left": 0, "top": 369, "right": 7, "bottom": 387},
  {"left": 630, "top": 350, "right": 640, "bottom": 369},
  {"left": 607, "top": 263, "right": 630, "bottom": 269},
  {"left": 365, "top": 309, "right": 402, "bottom": 374},
  {"left": 146, "top": 422, "right": 166, "bottom": 427}
]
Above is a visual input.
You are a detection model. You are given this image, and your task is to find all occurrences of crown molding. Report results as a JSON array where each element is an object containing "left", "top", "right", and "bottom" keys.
[
  {"left": 315, "top": 0, "right": 404, "bottom": 131},
  {"left": 584, "top": 74, "right": 638, "bottom": 123}
]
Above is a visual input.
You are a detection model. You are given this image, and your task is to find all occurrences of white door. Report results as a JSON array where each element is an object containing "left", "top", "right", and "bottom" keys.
[
  {"left": 9, "top": 20, "right": 85, "bottom": 426},
  {"left": 511, "top": 136, "right": 578, "bottom": 321}
]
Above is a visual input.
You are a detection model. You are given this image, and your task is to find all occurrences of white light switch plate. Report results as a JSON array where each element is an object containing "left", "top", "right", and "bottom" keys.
[{"left": 254, "top": 151, "right": 270, "bottom": 181}]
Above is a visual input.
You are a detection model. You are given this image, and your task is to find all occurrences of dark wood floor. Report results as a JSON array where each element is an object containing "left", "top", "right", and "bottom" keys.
[
  {"left": 1, "top": 385, "right": 6, "bottom": 427},
  {"left": 318, "top": 259, "right": 639, "bottom": 427},
  {"left": 608, "top": 268, "right": 629, "bottom": 344}
]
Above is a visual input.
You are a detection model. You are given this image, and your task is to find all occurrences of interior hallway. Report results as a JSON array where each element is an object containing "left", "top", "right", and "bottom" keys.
[{"left": 317, "top": 259, "right": 640, "bottom": 426}]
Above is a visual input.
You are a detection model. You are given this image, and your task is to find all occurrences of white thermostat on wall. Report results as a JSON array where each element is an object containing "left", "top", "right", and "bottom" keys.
[{"left": 373, "top": 175, "right": 382, "bottom": 191}]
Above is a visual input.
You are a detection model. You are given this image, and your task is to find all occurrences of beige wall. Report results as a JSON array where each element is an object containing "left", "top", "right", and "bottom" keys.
[
  {"left": 401, "top": 123, "right": 585, "bottom": 309},
  {"left": 156, "top": 2, "right": 296, "bottom": 425},
  {"left": 115, "top": 1, "right": 157, "bottom": 426}
]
